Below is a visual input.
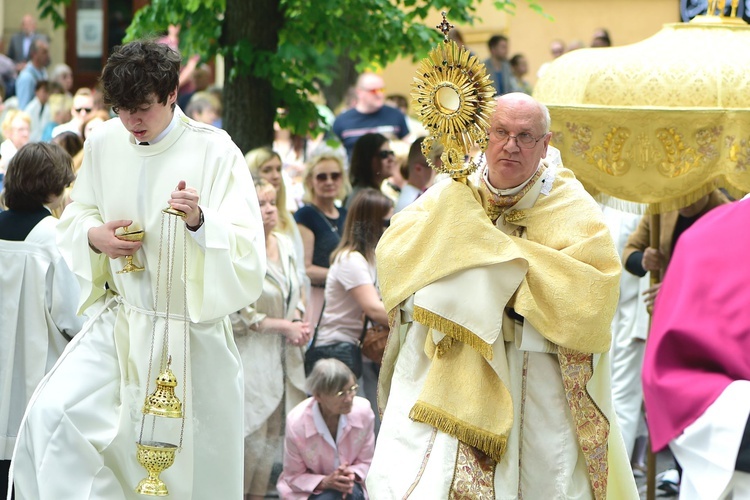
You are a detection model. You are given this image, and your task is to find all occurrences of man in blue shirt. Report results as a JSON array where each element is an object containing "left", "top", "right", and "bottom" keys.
[
  {"left": 332, "top": 72, "right": 409, "bottom": 161},
  {"left": 484, "top": 35, "right": 516, "bottom": 97},
  {"left": 15, "top": 38, "right": 49, "bottom": 109}
]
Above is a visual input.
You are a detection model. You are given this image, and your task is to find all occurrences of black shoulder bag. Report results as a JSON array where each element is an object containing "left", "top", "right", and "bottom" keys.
[{"left": 303, "top": 300, "right": 364, "bottom": 379}]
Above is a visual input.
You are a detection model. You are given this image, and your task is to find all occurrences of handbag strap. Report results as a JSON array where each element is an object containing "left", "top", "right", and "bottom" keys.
[
  {"left": 360, "top": 315, "right": 372, "bottom": 343},
  {"left": 310, "top": 299, "right": 326, "bottom": 348}
]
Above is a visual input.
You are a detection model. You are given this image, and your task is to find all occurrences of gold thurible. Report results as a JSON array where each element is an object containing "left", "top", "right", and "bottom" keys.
[
  {"left": 136, "top": 207, "right": 189, "bottom": 496},
  {"left": 142, "top": 357, "right": 182, "bottom": 419},
  {"left": 135, "top": 441, "right": 178, "bottom": 496},
  {"left": 162, "top": 206, "right": 186, "bottom": 218}
]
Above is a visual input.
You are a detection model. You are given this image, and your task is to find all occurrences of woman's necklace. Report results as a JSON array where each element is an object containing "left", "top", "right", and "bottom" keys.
[{"left": 311, "top": 203, "right": 339, "bottom": 234}]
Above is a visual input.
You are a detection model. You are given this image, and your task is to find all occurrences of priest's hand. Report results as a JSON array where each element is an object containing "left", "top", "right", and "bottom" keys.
[
  {"left": 641, "top": 247, "right": 664, "bottom": 273},
  {"left": 169, "top": 180, "right": 202, "bottom": 229},
  {"left": 88, "top": 220, "right": 142, "bottom": 258}
]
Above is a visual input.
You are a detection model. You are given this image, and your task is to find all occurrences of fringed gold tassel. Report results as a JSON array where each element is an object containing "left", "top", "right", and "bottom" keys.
[
  {"left": 644, "top": 183, "right": 719, "bottom": 214},
  {"left": 724, "top": 185, "right": 747, "bottom": 202},
  {"left": 594, "top": 193, "right": 648, "bottom": 215},
  {"left": 435, "top": 336, "right": 455, "bottom": 358},
  {"left": 413, "top": 306, "right": 493, "bottom": 361},
  {"left": 592, "top": 180, "right": 743, "bottom": 216},
  {"left": 410, "top": 402, "right": 507, "bottom": 463}
]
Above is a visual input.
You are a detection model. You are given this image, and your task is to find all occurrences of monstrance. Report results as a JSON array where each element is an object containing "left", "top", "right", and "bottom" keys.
[
  {"left": 411, "top": 12, "right": 496, "bottom": 181},
  {"left": 135, "top": 207, "right": 189, "bottom": 496}
]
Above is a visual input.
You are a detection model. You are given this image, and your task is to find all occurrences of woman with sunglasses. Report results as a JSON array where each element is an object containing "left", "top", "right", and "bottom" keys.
[
  {"left": 345, "top": 133, "right": 397, "bottom": 209},
  {"left": 51, "top": 87, "right": 94, "bottom": 139},
  {"left": 294, "top": 152, "right": 349, "bottom": 326},
  {"left": 277, "top": 358, "right": 374, "bottom": 500}
]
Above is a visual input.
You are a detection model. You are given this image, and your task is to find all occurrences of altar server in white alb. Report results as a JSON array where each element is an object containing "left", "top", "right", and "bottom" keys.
[
  {"left": 0, "top": 143, "right": 86, "bottom": 500},
  {"left": 10, "top": 40, "right": 266, "bottom": 499}
]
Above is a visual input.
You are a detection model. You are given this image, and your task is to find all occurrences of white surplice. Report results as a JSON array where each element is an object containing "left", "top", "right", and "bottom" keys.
[
  {"left": 0, "top": 215, "right": 85, "bottom": 461},
  {"left": 10, "top": 111, "right": 266, "bottom": 500}
]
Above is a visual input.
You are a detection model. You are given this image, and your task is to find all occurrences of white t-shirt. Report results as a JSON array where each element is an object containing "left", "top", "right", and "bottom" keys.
[{"left": 315, "top": 250, "right": 376, "bottom": 346}]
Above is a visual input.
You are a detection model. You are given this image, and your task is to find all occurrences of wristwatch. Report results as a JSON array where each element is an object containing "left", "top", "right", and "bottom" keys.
[{"left": 185, "top": 210, "right": 204, "bottom": 231}]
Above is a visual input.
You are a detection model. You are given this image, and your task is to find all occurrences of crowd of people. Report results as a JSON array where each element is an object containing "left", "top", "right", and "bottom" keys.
[{"left": 2, "top": 10, "right": 748, "bottom": 500}]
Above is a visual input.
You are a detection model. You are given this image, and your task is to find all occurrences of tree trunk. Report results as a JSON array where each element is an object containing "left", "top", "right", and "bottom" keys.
[
  {"left": 321, "top": 54, "right": 359, "bottom": 113},
  {"left": 223, "top": 0, "right": 282, "bottom": 154}
]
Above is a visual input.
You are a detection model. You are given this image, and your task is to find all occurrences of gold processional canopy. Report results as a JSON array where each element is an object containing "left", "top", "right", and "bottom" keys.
[{"left": 534, "top": 6, "right": 750, "bottom": 213}]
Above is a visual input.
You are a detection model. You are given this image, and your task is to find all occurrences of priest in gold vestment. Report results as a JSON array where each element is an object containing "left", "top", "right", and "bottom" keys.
[{"left": 367, "top": 93, "right": 638, "bottom": 499}]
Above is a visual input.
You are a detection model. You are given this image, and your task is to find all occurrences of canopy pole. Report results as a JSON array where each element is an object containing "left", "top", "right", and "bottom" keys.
[{"left": 646, "top": 213, "right": 660, "bottom": 500}]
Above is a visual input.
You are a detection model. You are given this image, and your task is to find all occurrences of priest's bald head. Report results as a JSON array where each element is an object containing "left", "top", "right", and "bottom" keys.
[{"left": 485, "top": 93, "right": 552, "bottom": 190}]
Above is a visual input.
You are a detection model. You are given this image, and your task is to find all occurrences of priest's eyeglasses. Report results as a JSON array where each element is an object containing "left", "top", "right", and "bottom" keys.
[
  {"left": 336, "top": 384, "right": 359, "bottom": 398},
  {"left": 492, "top": 129, "right": 545, "bottom": 149}
]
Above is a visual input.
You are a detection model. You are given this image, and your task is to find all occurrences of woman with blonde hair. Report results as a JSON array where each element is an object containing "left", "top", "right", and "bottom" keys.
[
  {"left": 41, "top": 93, "right": 73, "bottom": 142},
  {"left": 71, "top": 109, "right": 111, "bottom": 173},
  {"left": 0, "top": 110, "right": 32, "bottom": 176},
  {"left": 230, "top": 179, "right": 310, "bottom": 500},
  {"left": 246, "top": 146, "right": 307, "bottom": 293},
  {"left": 294, "top": 152, "right": 349, "bottom": 325}
]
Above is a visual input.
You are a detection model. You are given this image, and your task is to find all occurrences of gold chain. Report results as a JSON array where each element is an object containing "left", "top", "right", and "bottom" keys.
[
  {"left": 161, "top": 215, "right": 175, "bottom": 367},
  {"left": 137, "top": 211, "right": 189, "bottom": 449},
  {"left": 139, "top": 211, "right": 167, "bottom": 444},
  {"left": 179, "top": 219, "right": 187, "bottom": 449}
]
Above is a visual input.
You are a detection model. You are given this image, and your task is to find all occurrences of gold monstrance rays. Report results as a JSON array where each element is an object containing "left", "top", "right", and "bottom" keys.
[{"left": 412, "top": 12, "right": 496, "bottom": 178}]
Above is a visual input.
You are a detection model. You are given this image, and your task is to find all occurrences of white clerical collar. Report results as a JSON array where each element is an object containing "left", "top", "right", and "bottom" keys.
[
  {"left": 483, "top": 164, "right": 541, "bottom": 196},
  {"left": 136, "top": 109, "right": 179, "bottom": 145}
]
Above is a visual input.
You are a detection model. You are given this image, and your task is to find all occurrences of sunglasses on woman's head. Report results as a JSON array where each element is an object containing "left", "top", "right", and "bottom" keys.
[
  {"left": 315, "top": 172, "right": 342, "bottom": 182},
  {"left": 378, "top": 150, "right": 395, "bottom": 159}
]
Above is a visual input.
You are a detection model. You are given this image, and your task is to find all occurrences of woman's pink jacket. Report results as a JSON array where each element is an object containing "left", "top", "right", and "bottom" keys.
[{"left": 277, "top": 396, "right": 375, "bottom": 499}]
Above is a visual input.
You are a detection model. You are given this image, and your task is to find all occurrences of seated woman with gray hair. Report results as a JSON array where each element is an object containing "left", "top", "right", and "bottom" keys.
[{"left": 277, "top": 358, "right": 375, "bottom": 500}]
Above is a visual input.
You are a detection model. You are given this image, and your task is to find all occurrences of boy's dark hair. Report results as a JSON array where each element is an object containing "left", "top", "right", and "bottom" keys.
[
  {"left": 35, "top": 80, "right": 50, "bottom": 92},
  {"left": 100, "top": 40, "right": 180, "bottom": 113},
  {"left": 4, "top": 143, "right": 75, "bottom": 211},
  {"left": 52, "top": 131, "right": 84, "bottom": 158}
]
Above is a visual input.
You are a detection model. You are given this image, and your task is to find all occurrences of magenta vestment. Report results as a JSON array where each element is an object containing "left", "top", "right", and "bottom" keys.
[{"left": 643, "top": 199, "right": 750, "bottom": 451}]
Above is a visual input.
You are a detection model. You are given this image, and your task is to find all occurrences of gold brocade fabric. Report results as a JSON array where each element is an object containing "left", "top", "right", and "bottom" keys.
[
  {"left": 534, "top": 21, "right": 750, "bottom": 212},
  {"left": 479, "top": 166, "right": 546, "bottom": 224},
  {"left": 449, "top": 442, "right": 496, "bottom": 499},
  {"left": 559, "top": 347, "right": 609, "bottom": 500},
  {"left": 376, "top": 170, "right": 621, "bottom": 493},
  {"left": 409, "top": 332, "right": 512, "bottom": 462},
  {"left": 377, "top": 170, "right": 621, "bottom": 354}
]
